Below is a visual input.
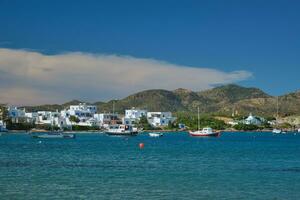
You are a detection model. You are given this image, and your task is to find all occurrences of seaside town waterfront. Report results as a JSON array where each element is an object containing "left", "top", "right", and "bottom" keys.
[{"left": 1, "top": 103, "right": 300, "bottom": 134}]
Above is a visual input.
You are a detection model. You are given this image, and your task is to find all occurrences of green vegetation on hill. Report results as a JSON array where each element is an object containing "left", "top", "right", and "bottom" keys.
[
  {"left": 20, "top": 84, "right": 300, "bottom": 117},
  {"left": 174, "top": 112, "right": 228, "bottom": 130}
]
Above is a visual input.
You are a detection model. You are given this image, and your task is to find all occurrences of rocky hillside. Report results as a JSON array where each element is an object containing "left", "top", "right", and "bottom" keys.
[{"left": 23, "top": 84, "right": 300, "bottom": 117}]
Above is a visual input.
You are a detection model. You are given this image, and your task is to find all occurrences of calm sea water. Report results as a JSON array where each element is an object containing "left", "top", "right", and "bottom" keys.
[{"left": 0, "top": 132, "right": 299, "bottom": 200}]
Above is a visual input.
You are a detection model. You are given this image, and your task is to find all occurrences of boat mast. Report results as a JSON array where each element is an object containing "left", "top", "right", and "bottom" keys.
[
  {"left": 276, "top": 96, "right": 279, "bottom": 119},
  {"left": 198, "top": 106, "right": 200, "bottom": 131},
  {"left": 113, "top": 100, "right": 115, "bottom": 115}
]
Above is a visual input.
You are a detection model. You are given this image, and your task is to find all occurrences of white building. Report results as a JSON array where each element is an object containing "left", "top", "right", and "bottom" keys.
[
  {"left": 124, "top": 108, "right": 147, "bottom": 125},
  {"left": 7, "top": 107, "right": 32, "bottom": 123},
  {"left": 147, "top": 112, "right": 175, "bottom": 127},
  {"left": 241, "top": 113, "right": 264, "bottom": 126},
  {"left": 0, "top": 120, "right": 7, "bottom": 131},
  {"left": 8, "top": 107, "right": 26, "bottom": 118},
  {"left": 68, "top": 104, "right": 97, "bottom": 118},
  {"left": 61, "top": 103, "right": 98, "bottom": 127},
  {"left": 94, "top": 113, "right": 120, "bottom": 128}
]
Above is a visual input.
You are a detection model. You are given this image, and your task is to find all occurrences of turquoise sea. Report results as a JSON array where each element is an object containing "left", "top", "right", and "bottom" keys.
[{"left": 0, "top": 132, "right": 300, "bottom": 200}]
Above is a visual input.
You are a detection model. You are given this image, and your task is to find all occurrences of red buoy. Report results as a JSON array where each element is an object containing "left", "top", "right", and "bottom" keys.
[{"left": 139, "top": 143, "right": 144, "bottom": 149}]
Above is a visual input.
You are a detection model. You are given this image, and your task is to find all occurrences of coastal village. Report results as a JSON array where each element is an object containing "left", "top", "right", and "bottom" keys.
[
  {"left": 0, "top": 103, "right": 177, "bottom": 132},
  {"left": 1, "top": 102, "right": 299, "bottom": 133}
]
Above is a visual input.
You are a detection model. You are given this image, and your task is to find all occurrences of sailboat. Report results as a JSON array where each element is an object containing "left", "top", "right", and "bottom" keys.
[{"left": 189, "top": 107, "right": 220, "bottom": 137}]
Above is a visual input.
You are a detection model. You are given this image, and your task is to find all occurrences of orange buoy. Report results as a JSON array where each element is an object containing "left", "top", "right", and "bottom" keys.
[{"left": 139, "top": 143, "right": 144, "bottom": 149}]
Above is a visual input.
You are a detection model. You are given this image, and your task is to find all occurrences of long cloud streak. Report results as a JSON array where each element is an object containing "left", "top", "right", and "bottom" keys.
[{"left": 0, "top": 48, "right": 252, "bottom": 105}]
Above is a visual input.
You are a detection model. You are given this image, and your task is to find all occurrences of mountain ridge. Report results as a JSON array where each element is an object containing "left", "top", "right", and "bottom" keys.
[{"left": 22, "top": 84, "right": 300, "bottom": 117}]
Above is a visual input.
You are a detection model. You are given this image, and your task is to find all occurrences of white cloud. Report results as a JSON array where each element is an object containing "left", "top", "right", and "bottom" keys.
[{"left": 0, "top": 48, "right": 252, "bottom": 105}]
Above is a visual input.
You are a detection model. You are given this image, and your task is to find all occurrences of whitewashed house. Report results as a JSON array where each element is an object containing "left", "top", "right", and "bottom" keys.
[
  {"left": 7, "top": 107, "right": 31, "bottom": 123},
  {"left": 36, "top": 111, "right": 60, "bottom": 125},
  {"left": 0, "top": 120, "right": 7, "bottom": 132},
  {"left": 147, "top": 112, "right": 175, "bottom": 127},
  {"left": 61, "top": 103, "right": 98, "bottom": 127},
  {"left": 123, "top": 108, "right": 147, "bottom": 125},
  {"left": 94, "top": 113, "right": 120, "bottom": 128},
  {"left": 241, "top": 113, "right": 265, "bottom": 126}
]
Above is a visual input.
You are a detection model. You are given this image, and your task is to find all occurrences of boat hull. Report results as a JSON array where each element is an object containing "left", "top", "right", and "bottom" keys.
[
  {"left": 32, "top": 133, "right": 76, "bottom": 139},
  {"left": 189, "top": 131, "right": 221, "bottom": 137},
  {"left": 105, "top": 131, "right": 138, "bottom": 136},
  {"left": 149, "top": 133, "right": 163, "bottom": 137}
]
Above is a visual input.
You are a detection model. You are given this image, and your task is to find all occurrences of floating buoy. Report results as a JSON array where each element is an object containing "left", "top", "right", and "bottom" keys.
[{"left": 139, "top": 143, "right": 144, "bottom": 149}]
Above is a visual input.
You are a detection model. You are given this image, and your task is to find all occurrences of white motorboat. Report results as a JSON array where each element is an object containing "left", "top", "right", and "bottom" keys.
[
  {"left": 105, "top": 124, "right": 138, "bottom": 136},
  {"left": 272, "top": 128, "right": 282, "bottom": 134},
  {"left": 149, "top": 132, "right": 163, "bottom": 137}
]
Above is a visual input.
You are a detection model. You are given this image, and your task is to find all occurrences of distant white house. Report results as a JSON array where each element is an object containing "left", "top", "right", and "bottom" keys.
[
  {"left": 7, "top": 107, "right": 32, "bottom": 123},
  {"left": 66, "top": 103, "right": 97, "bottom": 118},
  {"left": 8, "top": 107, "right": 25, "bottom": 118},
  {"left": 61, "top": 103, "right": 98, "bottom": 127},
  {"left": 0, "top": 120, "right": 7, "bottom": 131},
  {"left": 123, "top": 108, "right": 147, "bottom": 125},
  {"left": 241, "top": 113, "right": 265, "bottom": 126},
  {"left": 147, "top": 112, "right": 176, "bottom": 127},
  {"left": 94, "top": 113, "right": 120, "bottom": 128}
]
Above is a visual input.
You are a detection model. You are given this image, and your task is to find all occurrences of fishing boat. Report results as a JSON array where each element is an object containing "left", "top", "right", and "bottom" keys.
[
  {"left": 189, "top": 107, "right": 220, "bottom": 137},
  {"left": 149, "top": 132, "right": 163, "bottom": 137},
  {"left": 105, "top": 124, "right": 138, "bottom": 136}
]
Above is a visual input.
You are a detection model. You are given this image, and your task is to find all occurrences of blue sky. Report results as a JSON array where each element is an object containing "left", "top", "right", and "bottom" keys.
[{"left": 0, "top": 0, "right": 299, "bottom": 104}]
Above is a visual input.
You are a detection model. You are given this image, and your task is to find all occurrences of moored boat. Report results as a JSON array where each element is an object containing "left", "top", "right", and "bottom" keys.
[
  {"left": 189, "top": 107, "right": 220, "bottom": 137},
  {"left": 272, "top": 128, "right": 282, "bottom": 134},
  {"left": 105, "top": 124, "right": 138, "bottom": 136},
  {"left": 30, "top": 129, "right": 75, "bottom": 139},
  {"left": 189, "top": 127, "right": 220, "bottom": 137},
  {"left": 149, "top": 132, "right": 163, "bottom": 137},
  {"left": 31, "top": 132, "right": 76, "bottom": 139}
]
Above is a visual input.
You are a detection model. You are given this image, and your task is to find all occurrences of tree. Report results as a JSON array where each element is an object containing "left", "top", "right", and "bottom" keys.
[
  {"left": 233, "top": 123, "right": 259, "bottom": 131},
  {"left": 69, "top": 115, "right": 80, "bottom": 123},
  {"left": 137, "top": 115, "right": 154, "bottom": 130}
]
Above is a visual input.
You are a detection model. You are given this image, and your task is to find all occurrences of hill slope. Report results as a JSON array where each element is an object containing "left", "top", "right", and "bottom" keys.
[{"left": 21, "top": 85, "right": 300, "bottom": 117}]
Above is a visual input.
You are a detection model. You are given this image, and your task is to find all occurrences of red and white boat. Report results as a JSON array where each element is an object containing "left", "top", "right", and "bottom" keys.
[
  {"left": 189, "top": 127, "right": 220, "bottom": 137},
  {"left": 189, "top": 107, "right": 220, "bottom": 137}
]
